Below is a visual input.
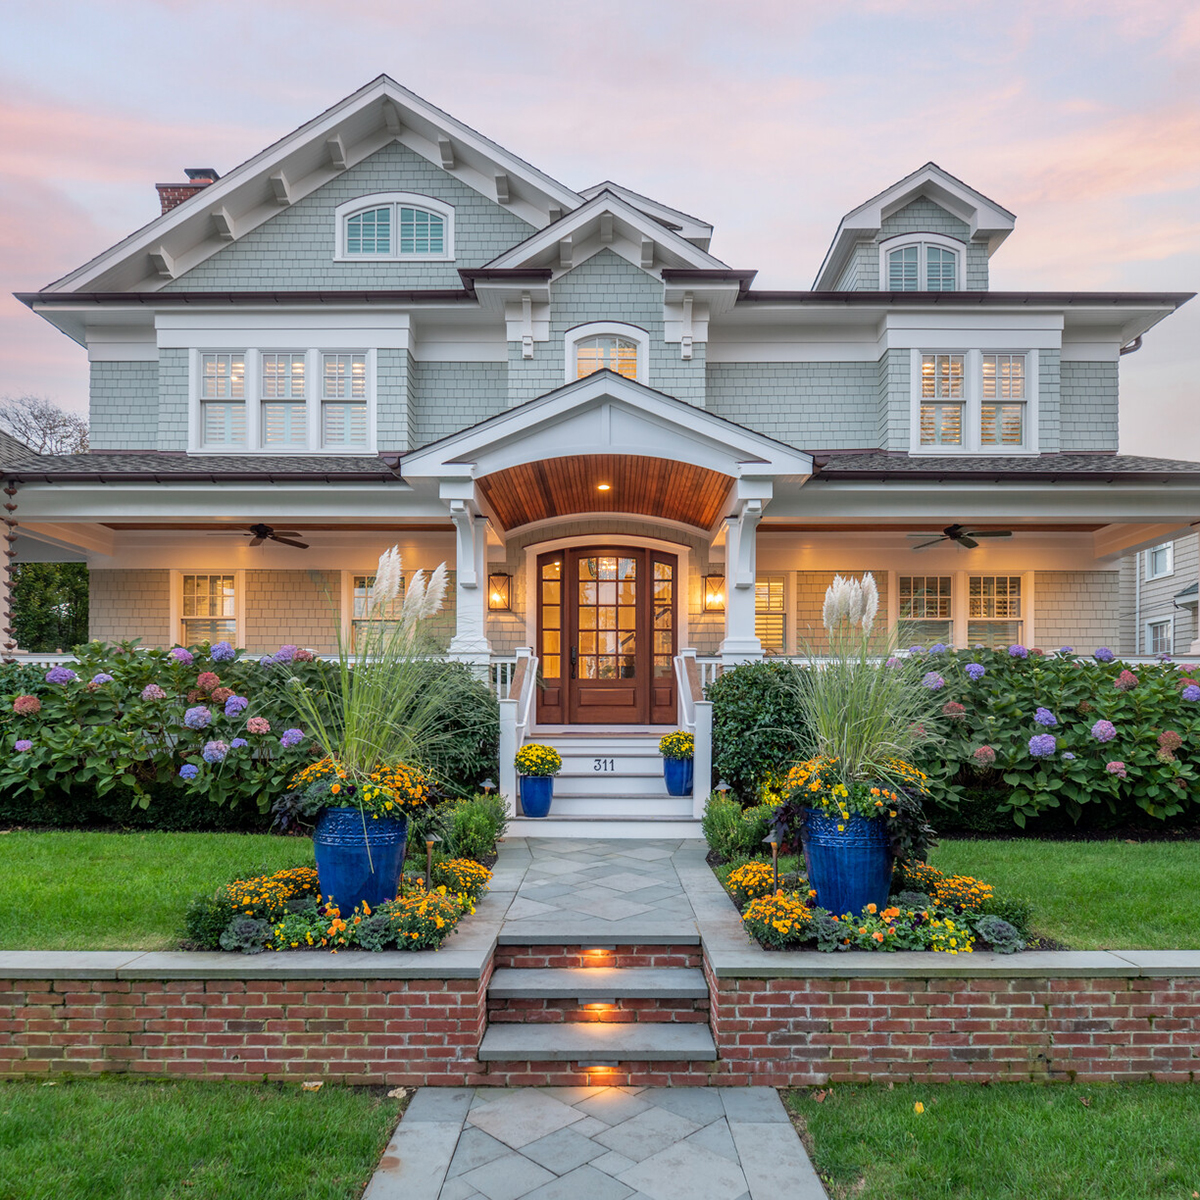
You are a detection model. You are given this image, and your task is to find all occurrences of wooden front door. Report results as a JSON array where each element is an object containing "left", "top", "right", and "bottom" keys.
[{"left": 536, "top": 547, "right": 678, "bottom": 725}]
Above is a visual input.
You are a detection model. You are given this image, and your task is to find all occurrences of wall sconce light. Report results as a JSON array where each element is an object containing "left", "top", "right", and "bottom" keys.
[
  {"left": 488, "top": 572, "right": 512, "bottom": 612},
  {"left": 703, "top": 574, "right": 726, "bottom": 613}
]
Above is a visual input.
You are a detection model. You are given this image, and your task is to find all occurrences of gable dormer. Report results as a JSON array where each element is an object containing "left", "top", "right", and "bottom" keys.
[{"left": 813, "top": 163, "right": 1015, "bottom": 292}]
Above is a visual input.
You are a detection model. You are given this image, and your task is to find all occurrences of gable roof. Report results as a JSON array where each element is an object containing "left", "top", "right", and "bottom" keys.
[
  {"left": 0, "top": 430, "right": 42, "bottom": 470},
  {"left": 43, "top": 76, "right": 585, "bottom": 295},
  {"left": 813, "top": 162, "right": 1016, "bottom": 289},
  {"left": 578, "top": 181, "right": 713, "bottom": 250}
]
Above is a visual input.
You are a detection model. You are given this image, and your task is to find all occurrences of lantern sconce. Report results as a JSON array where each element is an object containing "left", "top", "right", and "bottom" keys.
[
  {"left": 703, "top": 574, "right": 726, "bottom": 613},
  {"left": 488, "top": 572, "right": 512, "bottom": 612}
]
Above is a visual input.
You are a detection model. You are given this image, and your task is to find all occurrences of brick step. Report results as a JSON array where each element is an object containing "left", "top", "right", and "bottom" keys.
[
  {"left": 478, "top": 1021, "right": 718, "bottom": 1062},
  {"left": 494, "top": 943, "right": 701, "bottom": 969},
  {"left": 488, "top": 966, "right": 709, "bottom": 1000}
]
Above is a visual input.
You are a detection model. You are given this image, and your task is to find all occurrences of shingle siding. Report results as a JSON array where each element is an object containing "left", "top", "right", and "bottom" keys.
[
  {"left": 157, "top": 348, "right": 189, "bottom": 450},
  {"left": 245, "top": 570, "right": 340, "bottom": 653},
  {"left": 410, "top": 362, "right": 507, "bottom": 447},
  {"left": 89, "top": 362, "right": 159, "bottom": 450},
  {"left": 879, "top": 348, "right": 911, "bottom": 449},
  {"left": 879, "top": 197, "right": 970, "bottom": 241},
  {"left": 89, "top": 569, "right": 172, "bottom": 645},
  {"left": 1038, "top": 349, "right": 1061, "bottom": 452},
  {"left": 1060, "top": 361, "right": 1119, "bottom": 451},
  {"left": 375, "top": 348, "right": 410, "bottom": 452},
  {"left": 1034, "top": 571, "right": 1121, "bottom": 651},
  {"left": 163, "top": 141, "right": 535, "bottom": 292}
]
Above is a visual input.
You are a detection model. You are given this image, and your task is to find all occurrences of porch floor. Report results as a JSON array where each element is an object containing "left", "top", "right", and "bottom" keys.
[{"left": 493, "top": 838, "right": 705, "bottom": 944}]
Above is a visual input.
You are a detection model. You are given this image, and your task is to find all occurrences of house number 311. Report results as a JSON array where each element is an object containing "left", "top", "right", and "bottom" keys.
[{"left": 593, "top": 758, "right": 615, "bottom": 772}]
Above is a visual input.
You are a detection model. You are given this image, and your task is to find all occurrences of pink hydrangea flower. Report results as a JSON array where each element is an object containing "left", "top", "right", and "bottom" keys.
[
  {"left": 246, "top": 717, "right": 271, "bottom": 735},
  {"left": 12, "top": 695, "right": 40, "bottom": 715},
  {"left": 1106, "top": 761, "right": 1127, "bottom": 779},
  {"left": 140, "top": 684, "right": 166, "bottom": 701},
  {"left": 211, "top": 687, "right": 234, "bottom": 704},
  {"left": 1158, "top": 730, "right": 1183, "bottom": 753},
  {"left": 972, "top": 745, "right": 997, "bottom": 767},
  {"left": 1114, "top": 670, "right": 1139, "bottom": 692},
  {"left": 941, "top": 701, "right": 966, "bottom": 720},
  {"left": 196, "top": 672, "right": 220, "bottom": 691}
]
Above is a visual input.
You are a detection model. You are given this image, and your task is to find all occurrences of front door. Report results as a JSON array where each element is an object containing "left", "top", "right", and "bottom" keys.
[{"left": 536, "top": 547, "right": 678, "bottom": 725}]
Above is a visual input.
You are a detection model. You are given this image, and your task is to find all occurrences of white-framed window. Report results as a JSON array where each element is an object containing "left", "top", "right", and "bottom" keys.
[
  {"left": 911, "top": 349, "right": 1036, "bottom": 454},
  {"left": 334, "top": 193, "right": 455, "bottom": 261},
  {"left": 1145, "top": 542, "right": 1174, "bottom": 580},
  {"left": 898, "top": 575, "right": 953, "bottom": 645},
  {"left": 755, "top": 574, "right": 787, "bottom": 654},
  {"left": 564, "top": 322, "right": 649, "bottom": 385},
  {"left": 1146, "top": 617, "right": 1174, "bottom": 656},
  {"left": 179, "top": 573, "right": 238, "bottom": 644},
  {"left": 350, "top": 572, "right": 405, "bottom": 648},
  {"left": 880, "top": 234, "right": 963, "bottom": 291},
  {"left": 967, "top": 575, "right": 1023, "bottom": 647},
  {"left": 190, "top": 348, "right": 375, "bottom": 454}
]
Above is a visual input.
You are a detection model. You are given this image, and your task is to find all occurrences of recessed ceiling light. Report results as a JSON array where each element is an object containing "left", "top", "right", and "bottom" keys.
[{"left": 597, "top": 483, "right": 611, "bottom": 491}]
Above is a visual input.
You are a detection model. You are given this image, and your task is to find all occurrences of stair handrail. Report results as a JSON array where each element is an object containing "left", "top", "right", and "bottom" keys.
[
  {"left": 498, "top": 646, "right": 538, "bottom": 817},
  {"left": 674, "top": 650, "right": 712, "bottom": 820},
  {"left": 674, "top": 648, "right": 701, "bottom": 733}
]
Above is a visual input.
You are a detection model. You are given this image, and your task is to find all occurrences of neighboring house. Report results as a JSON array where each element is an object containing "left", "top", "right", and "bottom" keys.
[
  {"left": 1121, "top": 534, "right": 1199, "bottom": 656},
  {"left": 7, "top": 75, "right": 1199, "bottom": 735}
]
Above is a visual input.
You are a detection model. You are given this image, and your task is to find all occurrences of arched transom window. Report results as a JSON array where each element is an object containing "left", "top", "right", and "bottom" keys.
[
  {"left": 336, "top": 194, "right": 454, "bottom": 261},
  {"left": 881, "top": 235, "right": 962, "bottom": 291},
  {"left": 575, "top": 335, "right": 639, "bottom": 381}
]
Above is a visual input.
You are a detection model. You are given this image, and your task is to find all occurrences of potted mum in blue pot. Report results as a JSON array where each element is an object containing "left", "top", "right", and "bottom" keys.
[
  {"left": 659, "top": 730, "right": 695, "bottom": 795},
  {"left": 515, "top": 744, "right": 562, "bottom": 818},
  {"left": 773, "top": 574, "right": 939, "bottom": 917}
]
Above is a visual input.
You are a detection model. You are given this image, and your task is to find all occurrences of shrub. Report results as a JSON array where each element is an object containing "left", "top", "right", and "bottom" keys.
[
  {"left": 444, "top": 792, "right": 508, "bottom": 860},
  {"left": 979, "top": 894, "right": 1034, "bottom": 938},
  {"left": 708, "top": 661, "right": 809, "bottom": 801},
  {"left": 182, "top": 866, "right": 321, "bottom": 948},
  {"left": 974, "top": 914, "right": 1025, "bottom": 954},
  {"left": 702, "top": 792, "right": 773, "bottom": 861}
]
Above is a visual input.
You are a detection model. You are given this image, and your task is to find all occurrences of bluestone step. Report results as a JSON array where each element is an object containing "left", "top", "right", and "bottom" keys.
[
  {"left": 478, "top": 1021, "right": 717, "bottom": 1062},
  {"left": 488, "top": 966, "right": 708, "bottom": 1000}
]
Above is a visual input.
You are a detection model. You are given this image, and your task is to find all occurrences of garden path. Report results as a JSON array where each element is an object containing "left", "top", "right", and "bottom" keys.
[
  {"left": 364, "top": 1085, "right": 828, "bottom": 1200},
  {"left": 492, "top": 838, "right": 705, "bottom": 943}
]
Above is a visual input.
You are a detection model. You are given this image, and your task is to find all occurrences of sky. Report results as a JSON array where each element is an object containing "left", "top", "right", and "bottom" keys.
[{"left": 1, "top": 0, "right": 1197, "bottom": 458}]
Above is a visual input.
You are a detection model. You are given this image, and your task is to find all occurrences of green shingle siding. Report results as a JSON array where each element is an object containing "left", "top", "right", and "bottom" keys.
[
  {"left": 157, "top": 348, "right": 189, "bottom": 450},
  {"left": 1060, "top": 360, "right": 1119, "bottom": 451},
  {"left": 376, "top": 348, "right": 409, "bottom": 452},
  {"left": 163, "top": 141, "right": 535, "bottom": 292},
  {"left": 89, "top": 362, "right": 159, "bottom": 450},
  {"left": 411, "top": 362, "right": 507, "bottom": 447},
  {"left": 1038, "top": 349, "right": 1061, "bottom": 452},
  {"left": 879, "top": 197, "right": 969, "bottom": 241}
]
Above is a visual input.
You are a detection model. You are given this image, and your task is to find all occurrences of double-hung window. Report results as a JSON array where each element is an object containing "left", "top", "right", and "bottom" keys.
[
  {"left": 200, "top": 354, "right": 246, "bottom": 445},
  {"left": 898, "top": 575, "right": 952, "bottom": 645},
  {"left": 261, "top": 353, "right": 306, "bottom": 446},
  {"left": 181, "top": 574, "right": 236, "bottom": 644},
  {"left": 1145, "top": 543, "right": 1173, "bottom": 580},
  {"left": 980, "top": 354, "right": 1026, "bottom": 446},
  {"left": 755, "top": 575, "right": 787, "bottom": 654},
  {"left": 1146, "top": 618, "right": 1173, "bottom": 655},
  {"left": 350, "top": 573, "right": 405, "bottom": 648},
  {"left": 322, "top": 353, "right": 368, "bottom": 447},
  {"left": 915, "top": 350, "right": 1034, "bottom": 453},
  {"left": 967, "top": 576, "right": 1022, "bottom": 647},
  {"left": 920, "top": 354, "right": 965, "bottom": 446}
]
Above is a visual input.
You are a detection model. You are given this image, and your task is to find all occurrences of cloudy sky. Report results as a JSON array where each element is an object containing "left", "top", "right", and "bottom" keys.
[{"left": 2, "top": 0, "right": 1197, "bottom": 456}]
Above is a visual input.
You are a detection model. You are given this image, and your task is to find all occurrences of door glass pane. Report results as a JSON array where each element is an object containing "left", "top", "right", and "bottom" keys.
[
  {"left": 577, "top": 554, "right": 637, "bottom": 682},
  {"left": 653, "top": 560, "right": 673, "bottom": 678},
  {"left": 540, "top": 558, "right": 561, "bottom": 679}
]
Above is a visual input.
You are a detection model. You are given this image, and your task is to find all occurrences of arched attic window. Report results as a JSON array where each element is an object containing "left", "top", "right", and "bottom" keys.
[
  {"left": 566, "top": 323, "right": 649, "bottom": 384},
  {"left": 335, "top": 194, "right": 454, "bottom": 261},
  {"left": 880, "top": 233, "right": 962, "bottom": 291}
]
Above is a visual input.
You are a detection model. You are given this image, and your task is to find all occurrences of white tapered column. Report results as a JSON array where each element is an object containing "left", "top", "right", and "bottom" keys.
[{"left": 447, "top": 497, "right": 492, "bottom": 665}]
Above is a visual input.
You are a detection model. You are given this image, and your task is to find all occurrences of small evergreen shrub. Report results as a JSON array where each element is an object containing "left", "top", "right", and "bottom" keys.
[{"left": 445, "top": 793, "right": 508, "bottom": 860}]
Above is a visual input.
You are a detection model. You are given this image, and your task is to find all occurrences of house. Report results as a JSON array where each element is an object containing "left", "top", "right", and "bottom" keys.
[
  {"left": 1121, "top": 534, "right": 1199, "bottom": 656},
  {"left": 6, "top": 76, "right": 1197, "bottom": 829}
]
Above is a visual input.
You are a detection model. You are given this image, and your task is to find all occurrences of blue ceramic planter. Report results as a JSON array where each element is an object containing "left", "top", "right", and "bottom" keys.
[
  {"left": 663, "top": 757, "right": 694, "bottom": 796},
  {"left": 520, "top": 775, "right": 554, "bottom": 818},
  {"left": 800, "top": 808, "right": 891, "bottom": 917},
  {"left": 312, "top": 807, "right": 408, "bottom": 914}
]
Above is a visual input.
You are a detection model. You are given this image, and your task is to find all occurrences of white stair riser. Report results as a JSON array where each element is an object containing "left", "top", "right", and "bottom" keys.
[
  {"left": 533, "top": 796, "right": 693, "bottom": 817},
  {"left": 556, "top": 754, "right": 664, "bottom": 774},
  {"left": 506, "top": 817, "right": 704, "bottom": 838},
  {"left": 553, "top": 776, "right": 670, "bottom": 797}
]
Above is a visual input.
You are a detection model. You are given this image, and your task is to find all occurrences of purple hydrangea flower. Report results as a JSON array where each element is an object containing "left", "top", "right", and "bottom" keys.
[
  {"left": 1059, "top": 647, "right": 1074, "bottom": 655},
  {"left": 1093, "top": 647, "right": 1115, "bottom": 663},
  {"left": 14, "top": 739, "right": 32, "bottom": 753},
  {"left": 230, "top": 737, "right": 248, "bottom": 749},
  {"left": 183, "top": 706, "right": 212, "bottom": 730},
  {"left": 1183, "top": 685, "right": 1200, "bottom": 702},
  {"left": 169, "top": 648, "right": 194, "bottom": 665},
  {"left": 1158, "top": 653, "right": 1173, "bottom": 663},
  {"left": 201, "top": 739, "right": 229, "bottom": 764},
  {"left": 1034, "top": 707, "right": 1057, "bottom": 727},
  {"left": 928, "top": 643, "right": 948, "bottom": 654},
  {"left": 271, "top": 644, "right": 298, "bottom": 664},
  {"left": 140, "top": 684, "right": 166, "bottom": 701},
  {"left": 1091, "top": 719, "right": 1117, "bottom": 743},
  {"left": 885, "top": 657, "right": 903, "bottom": 668},
  {"left": 907, "top": 645, "right": 926, "bottom": 655},
  {"left": 45, "top": 666, "right": 77, "bottom": 685},
  {"left": 90, "top": 673, "right": 115, "bottom": 685},
  {"left": 224, "top": 695, "right": 249, "bottom": 717},
  {"left": 1028, "top": 733, "right": 1057, "bottom": 757},
  {"left": 279, "top": 728, "right": 304, "bottom": 748},
  {"left": 965, "top": 663, "right": 986, "bottom": 682},
  {"left": 1062, "top": 752, "right": 1077, "bottom": 761},
  {"left": 921, "top": 671, "right": 946, "bottom": 690},
  {"left": 210, "top": 640, "right": 235, "bottom": 662},
  {"left": 1008, "top": 645, "right": 1029, "bottom": 659},
  {"left": 178, "top": 763, "right": 200, "bottom": 780}
]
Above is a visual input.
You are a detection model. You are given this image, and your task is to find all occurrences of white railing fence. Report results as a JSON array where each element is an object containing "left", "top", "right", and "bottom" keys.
[
  {"left": 498, "top": 647, "right": 538, "bottom": 818},
  {"left": 674, "top": 649, "right": 713, "bottom": 821}
]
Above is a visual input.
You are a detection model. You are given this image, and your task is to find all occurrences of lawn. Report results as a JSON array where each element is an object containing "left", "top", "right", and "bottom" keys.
[
  {"left": 0, "top": 830, "right": 312, "bottom": 950},
  {"left": 0, "top": 1078, "right": 402, "bottom": 1200},
  {"left": 929, "top": 838, "right": 1200, "bottom": 950},
  {"left": 787, "top": 1082, "right": 1200, "bottom": 1200}
]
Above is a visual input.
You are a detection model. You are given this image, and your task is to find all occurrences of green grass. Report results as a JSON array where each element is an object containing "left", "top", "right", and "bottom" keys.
[
  {"left": 0, "top": 831, "right": 313, "bottom": 950},
  {"left": 929, "top": 838, "right": 1200, "bottom": 949},
  {"left": 0, "top": 1078, "right": 402, "bottom": 1200},
  {"left": 788, "top": 1082, "right": 1200, "bottom": 1200}
]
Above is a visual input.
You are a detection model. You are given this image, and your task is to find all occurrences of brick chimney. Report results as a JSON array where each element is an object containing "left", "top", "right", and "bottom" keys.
[{"left": 156, "top": 167, "right": 220, "bottom": 214}]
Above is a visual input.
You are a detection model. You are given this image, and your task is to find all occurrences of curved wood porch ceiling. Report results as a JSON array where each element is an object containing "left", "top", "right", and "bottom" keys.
[{"left": 476, "top": 455, "right": 733, "bottom": 532}]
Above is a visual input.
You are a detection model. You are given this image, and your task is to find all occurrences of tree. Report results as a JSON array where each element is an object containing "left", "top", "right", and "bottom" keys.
[
  {"left": 0, "top": 394, "right": 88, "bottom": 454},
  {"left": 10, "top": 562, "right": 89, "bottom": 652}
]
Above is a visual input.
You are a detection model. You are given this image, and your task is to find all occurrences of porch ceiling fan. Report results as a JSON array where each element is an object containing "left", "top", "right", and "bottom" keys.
[
  {"left": 907, "top": 524, "right": 1012, "bottom": 551},
  {"left": 246, "top": 523, "right": 309, "bottom": 550}
]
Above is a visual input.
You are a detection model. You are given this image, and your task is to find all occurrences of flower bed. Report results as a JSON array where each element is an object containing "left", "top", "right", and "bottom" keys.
[{"left": 182, "top": 857, "right": 492, "bottom": 954}]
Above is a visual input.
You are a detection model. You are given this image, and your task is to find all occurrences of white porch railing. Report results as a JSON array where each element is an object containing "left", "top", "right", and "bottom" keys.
[
  {"left": 497, "top": 647, "right": 538, "bottom": 818},
  {"left": 674, "top": 649, "right": 712, "bottom": 821}
]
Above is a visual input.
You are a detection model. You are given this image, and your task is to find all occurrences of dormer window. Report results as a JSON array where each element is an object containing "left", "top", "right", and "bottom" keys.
[
  {"left": 335, "top": 194, "right": 454, "bottom": 261},
  {"left": 881, "top": 234, "right": 962, "bottom": 291},
  {"left": 565, "top": 322, "right": 649, "bottom": 384}
]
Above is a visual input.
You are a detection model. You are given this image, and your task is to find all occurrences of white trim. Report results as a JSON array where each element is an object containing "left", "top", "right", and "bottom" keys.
[
  {"left": 1144, "top": 541, "right": 1174, "bottom": 581},
  {"left": 1145, "top": 614, "right": 1175, "bottom": 655},
  {"left": 333, "top": 192, "right": 455, "bottom": 262},
  {"left": 878, "top": 232, "right": 964, "bottom": 291},
  {"left": 563, "top": 321, "right": 649, "bottom": 385},
  {"left": 886, "top": 569, "right": 1033, "bottom": 650}
]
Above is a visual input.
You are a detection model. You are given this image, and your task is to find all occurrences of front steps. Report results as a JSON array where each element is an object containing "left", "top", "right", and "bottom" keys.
[
  {"left": 508, "top": 731, "right": 703, "bottom": 838},
  {"left": 478, "top": 959, "right": 717, "bottom": 1065}
]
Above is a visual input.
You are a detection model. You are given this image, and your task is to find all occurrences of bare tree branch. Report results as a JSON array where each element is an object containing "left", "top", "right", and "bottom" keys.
[{"left": 0, "top": 395, "right": 89, "bottom": 455}]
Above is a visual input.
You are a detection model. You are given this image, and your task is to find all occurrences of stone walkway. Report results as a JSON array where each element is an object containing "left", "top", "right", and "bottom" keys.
[
  {"left": 493, "top": 838, "right": 704, "bottom": 943},
  {"left": 364, "top": 1085, "right": 827, "bottom": 1200}
]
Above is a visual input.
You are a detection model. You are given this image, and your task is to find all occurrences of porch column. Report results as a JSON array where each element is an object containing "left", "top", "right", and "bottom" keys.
[
  {"left": 446, "top": 497, "right": 492, "bottom": 666},
  {"left": 719, "top": 496, "right": 763, "bottom": 663}
]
